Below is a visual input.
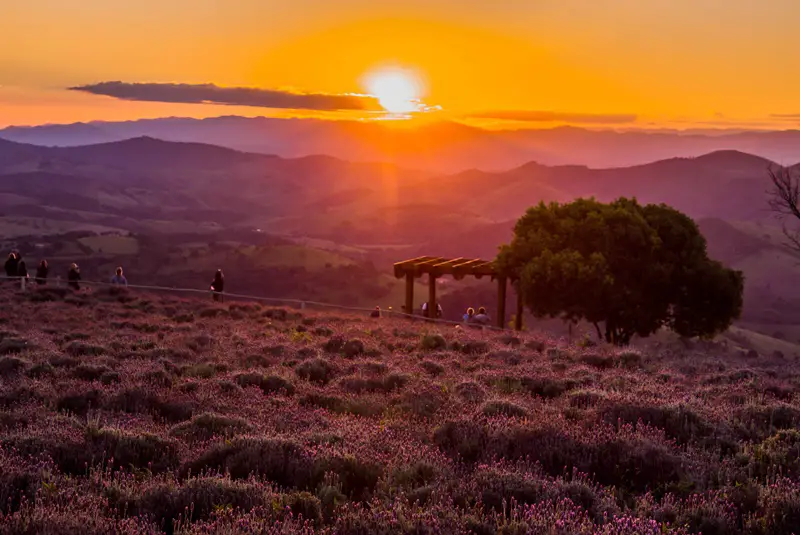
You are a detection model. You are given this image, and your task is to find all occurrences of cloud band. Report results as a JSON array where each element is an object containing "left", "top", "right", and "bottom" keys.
[
  {"left": 70, "top": 81, "right": 383, "bottom": 111},
  {"left": 468, "top": 110, "right": 638, "bottom": 124}
]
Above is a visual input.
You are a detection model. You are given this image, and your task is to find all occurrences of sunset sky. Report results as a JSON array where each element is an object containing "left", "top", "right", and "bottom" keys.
[{"left": 2, "top": 0, "right": 799, "bottom": 129}]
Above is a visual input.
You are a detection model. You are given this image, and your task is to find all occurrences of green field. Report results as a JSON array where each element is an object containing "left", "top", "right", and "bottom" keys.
[{"left": 78, "top": 235, "right": 140, "bottom": 255}]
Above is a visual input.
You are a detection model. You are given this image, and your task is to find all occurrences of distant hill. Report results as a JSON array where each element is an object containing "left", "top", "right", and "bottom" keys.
[
  {"left": 2, "top": 136, "right": 798, "bottom": 325},
  {"left": 4, "top": 116, "right": 800, "bottom": 172},
  {"left": 0, "top": 137, "right": 786, "bottom": 244}
]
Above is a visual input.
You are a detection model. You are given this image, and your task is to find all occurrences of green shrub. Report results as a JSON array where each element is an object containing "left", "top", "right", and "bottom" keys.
[
  {"left": 188, "top": 437, "right": 314, "bottom": 488},
  {"left": 0, "top": 338, "right": 30, "bottom": 355},
  {"left": 56, "top": 389, "right": 102, "bottom": 416},
  {"left": 170, "top": 412, "right": 253, "bottom": 441},
  {"left": 455, "top": 381, "right": 486, "bottom": 403},
  {"left": 132, "top": 477, "right": 270, "bottom": 534},
  {"left": 420, "top": 334, "right": 447, "bottom": 351},
  {"left": 0, "top": 356, "right": 27, "bottom": 376},
  {"left": 72, "top": 364, "right": 112, "bottom": 381},
  {"left": 481, "top": 400, "right": 528, "bottom": 418},
  {"left": 64, "top": 341, "right": 106, "bottom": 357},
  {"left": 295, "top": 358, "right": 337, "bottom": 385},
  {"left": 420, "top": 360, "right": 445, "bottom": 376}
]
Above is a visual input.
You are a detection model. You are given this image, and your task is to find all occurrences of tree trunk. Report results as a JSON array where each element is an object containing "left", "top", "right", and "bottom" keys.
[{"left": 593, "top": 322, "right": 603, "bottom": 342}]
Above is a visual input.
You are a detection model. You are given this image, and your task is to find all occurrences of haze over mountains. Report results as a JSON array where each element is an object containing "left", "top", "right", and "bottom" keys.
[
  {"left": 0, "top": 134, "right": 786, "bottom": 242},
  {"left": 1, "top": 132, "right": 798, "bottom": 328},
  {"left": 4, "top": 116, "right": 800, "bottom": 172}
]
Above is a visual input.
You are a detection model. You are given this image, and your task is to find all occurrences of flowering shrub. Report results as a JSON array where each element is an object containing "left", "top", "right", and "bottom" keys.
[{"left": 0, "top": 287, "right": 797, "bottom": 533}]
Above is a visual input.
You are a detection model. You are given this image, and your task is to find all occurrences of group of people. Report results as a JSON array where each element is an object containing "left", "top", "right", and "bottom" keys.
[
  {"left": 4, "top": 252, "right": 52, "bottom": 285},
  {"left": 4, "top": 251, "right": 128, "bottom": 290},
  {"left": 463, "top": 306, "right": 492, "bottom": 326},
  {"left": 370, "top": 301, "right": 492, "bottom": 327},
  {"left": 4, "top": 251, "right": 227, "bottom": 302}
]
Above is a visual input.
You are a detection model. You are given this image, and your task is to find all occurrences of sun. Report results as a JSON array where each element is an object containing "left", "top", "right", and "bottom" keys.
[{"left": 363, "top": 67, "right": 423, "bottom": 114}]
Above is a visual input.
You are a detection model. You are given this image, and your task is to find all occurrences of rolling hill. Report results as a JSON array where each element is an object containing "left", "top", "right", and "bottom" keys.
[
  {"left": 5, "top": 116, "right": 800, "bottom": 172},
  {"left": 0, "top": 137, "right": 787, "bottom": 243},
  {"left": 1, "top": 136, "right": 798, "bottom": 326}
]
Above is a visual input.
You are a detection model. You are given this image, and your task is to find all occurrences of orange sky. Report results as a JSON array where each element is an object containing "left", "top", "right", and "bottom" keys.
[{"left": 2, "top": 0, "right": 799, "bottom": 129}]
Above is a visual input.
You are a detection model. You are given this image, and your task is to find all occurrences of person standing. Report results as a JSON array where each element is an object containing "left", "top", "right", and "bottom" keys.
[
  {"left": 67, "top": 263, "right": 81, "bottom": 290},
  {"left": 110, "top": 266, "right": 128, "bottom": 286},
  {"left": 35, "top": 260, "right": 49, "bottom": 285},
  {"left": 210, "top": 269, "right": 224, "bottom": 302},
  {"left": 4, "top": 253, "right": 18, "bottom": 279}
]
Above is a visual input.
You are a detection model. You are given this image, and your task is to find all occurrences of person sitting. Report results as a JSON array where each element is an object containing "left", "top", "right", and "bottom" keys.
[
  {"left": 68, "top": 263, "right": 81, "bottom": 290},
  {"left": 210, "top": 269, "right": 224, "bottom": 302},
  {"left": 4, "top": 253, "right": 18, "bottom": 279},
  {"left": 370, "top": 306, "right": 381, "bottom": 318},
  {"left": 463, "top": 307, "right": 475, "bottom": 323},
  {"left": 110, "top": 266, "right": 128, "bottom": 285},
  {"left": 35, "top": 260, "right": 49, "bottom": 285},
  {"left": 473, "top": 307, "right": 492, "bottom": 326}
]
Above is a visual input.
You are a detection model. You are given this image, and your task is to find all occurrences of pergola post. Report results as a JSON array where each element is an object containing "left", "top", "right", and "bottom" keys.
[
  {"left": 428, "top": 274, "right": 437, "bottom": 319},
  {"left": 515, "top": 282, "right": 524, "bottom": 331},
  {"left": 404, "top": 273, "right": 414, "bottom": 317},
  {"left": 496, "top": 276, "right": 507, "bottom": 329}
]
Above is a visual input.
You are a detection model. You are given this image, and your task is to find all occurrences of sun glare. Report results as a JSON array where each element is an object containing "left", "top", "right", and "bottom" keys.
[{"left": 363, "top": 67, "right": 423, "bottom": 114}]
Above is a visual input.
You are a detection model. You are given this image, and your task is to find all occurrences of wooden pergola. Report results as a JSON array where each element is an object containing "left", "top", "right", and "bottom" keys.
[{"left": 393, "top": 256, "right": 523, "bottom": 330}]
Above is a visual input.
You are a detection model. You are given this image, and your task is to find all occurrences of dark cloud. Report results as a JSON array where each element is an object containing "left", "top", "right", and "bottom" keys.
[
  {"left": 771, "top": 114, "right": 800, "bottom": 120},
  {"left": 468, "top": 110, "right": 638, "bottom": 124},
  {"left": 70, "top": 81, "right": 383, "bottom": 111}
]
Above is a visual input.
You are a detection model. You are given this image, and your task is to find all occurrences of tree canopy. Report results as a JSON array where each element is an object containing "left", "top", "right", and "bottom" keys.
[{"left": 496, "top": 198, "right": 744, "bottom": 345}]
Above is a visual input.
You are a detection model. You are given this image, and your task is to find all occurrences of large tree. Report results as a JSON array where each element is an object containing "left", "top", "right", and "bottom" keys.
[{"left": 497, "top": 198, "right": 744, "bottom": 345}]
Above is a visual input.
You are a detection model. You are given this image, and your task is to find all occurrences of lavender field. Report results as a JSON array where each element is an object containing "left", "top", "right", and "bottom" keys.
[{"left": 0, "top": 285, "right": 798, "bottom": 534}]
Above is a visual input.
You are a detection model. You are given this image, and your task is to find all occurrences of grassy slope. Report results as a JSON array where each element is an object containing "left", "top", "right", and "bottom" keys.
[{"left": 1, "top": 285, "right": 799, "bottom": 533}]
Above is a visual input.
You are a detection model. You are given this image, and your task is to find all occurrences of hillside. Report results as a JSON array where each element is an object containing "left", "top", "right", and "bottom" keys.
[
  {"left": 1, "top": 285, "right": 799, "bottom": 533},
  {"left": 0, "top": 138, "right": 784, "bottom": 244},
  {"left": 4, "top": 117, "right": 800, "bottom": 172},
  {"left": 1, "top": 136, "right": 797, "bottom": 327}
]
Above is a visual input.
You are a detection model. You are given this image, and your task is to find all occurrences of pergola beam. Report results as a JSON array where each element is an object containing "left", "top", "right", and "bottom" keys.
[
  {"left": 393, "top": 255, "right": 523, "bottom": 331},
  {"left": 393, "top": 256, "right": 435, "bottom": 278}
]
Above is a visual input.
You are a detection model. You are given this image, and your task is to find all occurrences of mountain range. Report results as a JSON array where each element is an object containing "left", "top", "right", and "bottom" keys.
[
  {"left": 4, "top": 116, "right": 800, "bottom": 172},
  {"left": 1, "top": 134, "right": 798, "bottom": 326},
  {"left": 0, "top": 135, "right": 787, "bottom": 244}
]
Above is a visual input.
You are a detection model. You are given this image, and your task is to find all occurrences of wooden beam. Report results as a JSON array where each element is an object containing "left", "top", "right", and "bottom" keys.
[
  {"left": 496, "top": 276, "right": 507, "bottom": 329},
  {"left": 404, "top": 272, "right": 414, "bottom": 317},
  {"left": 428, "top": 274, "right": 437, "bottom": 319},
  {"left": 414, "top": 257, "right": 446, "bottom": 276},
  {"left": 430, "top": 257, "right": 467, "bottom": 276},
  {"left": 515, "top": 283, "right": 524, "bottom": 331},
  {"left": 451, "top": 258, "right": 485, "bottom": 280},
  {"left": 393, "top": 256, "right": 434, "bottom": 279},
  {"left": 471, "top": 261, "right": 496, "bottom": 279}
]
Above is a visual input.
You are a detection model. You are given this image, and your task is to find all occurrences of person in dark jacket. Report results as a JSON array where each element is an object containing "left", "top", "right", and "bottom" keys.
[
  {"left": 68, "top": 263, "right": 81, "bottom": 290},
  {"left": 4, "top": 253, "right": 18, "bottom": 279},
  {"left": 35, "top": 260, "right": 49, "bottom": 285},
  {"left": 16, "top": 255, "right": 28, "bottom": 280},
  {"left": 210, "top": 269, "right": 224, "bottom": 302}
]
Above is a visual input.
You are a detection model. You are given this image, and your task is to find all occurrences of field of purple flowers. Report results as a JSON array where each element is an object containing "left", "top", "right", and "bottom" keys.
[{"left": 0, "top": 285, "right": 799, "bottom": 534}]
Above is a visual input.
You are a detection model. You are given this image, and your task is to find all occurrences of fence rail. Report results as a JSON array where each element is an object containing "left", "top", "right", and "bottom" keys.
[{"left": 0, "top": 274, "right": 511, "bottom": 332}]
